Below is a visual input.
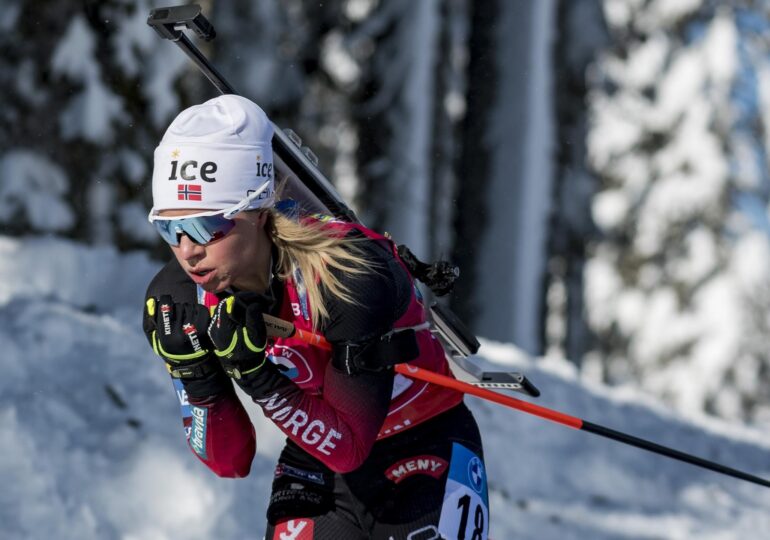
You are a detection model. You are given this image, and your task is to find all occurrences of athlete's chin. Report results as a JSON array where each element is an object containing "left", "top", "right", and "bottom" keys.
[
  {"left": 202, "top": 275, "right": 231, "bottom": 294},
  {"left": 202, "top": 283, "right": 223, "bottom": 294}
]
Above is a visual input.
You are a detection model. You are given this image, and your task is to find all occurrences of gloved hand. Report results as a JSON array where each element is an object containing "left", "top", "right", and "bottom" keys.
[
  {"left": 143, "top": 295, "right": 229, "bottom": 396},
  {"left": 207, "top": 292, "right": 269, "bottom": 380}
]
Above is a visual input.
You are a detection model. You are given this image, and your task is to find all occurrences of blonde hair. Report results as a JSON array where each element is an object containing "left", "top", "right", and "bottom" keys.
[{"left": 266, "top": 210, "right": 373, "bottom": 331}]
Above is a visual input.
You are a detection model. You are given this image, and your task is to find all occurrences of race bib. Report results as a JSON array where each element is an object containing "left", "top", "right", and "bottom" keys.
[{"left": 438, "top": 443, "right": 489, "bottom": 540}]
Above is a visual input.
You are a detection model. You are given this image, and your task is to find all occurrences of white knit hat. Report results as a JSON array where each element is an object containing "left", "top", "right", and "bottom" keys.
[{"left": 151, "top": 94, "right": 275, "bottom": 214}]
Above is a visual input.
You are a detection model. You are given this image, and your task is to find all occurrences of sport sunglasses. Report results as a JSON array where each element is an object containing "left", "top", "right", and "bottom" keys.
[{"left": 148, "top": 180, "right": 270, "bottom": 246}]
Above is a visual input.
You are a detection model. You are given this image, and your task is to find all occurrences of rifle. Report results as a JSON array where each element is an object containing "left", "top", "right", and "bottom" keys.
[{"left": 146, "top": 4, "right": 539, "bottom": 397}]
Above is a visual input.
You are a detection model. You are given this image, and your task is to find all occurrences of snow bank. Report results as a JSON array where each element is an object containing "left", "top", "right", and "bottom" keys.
[{"left": 2, "top": 236, "right": 770, "bottom": 539}]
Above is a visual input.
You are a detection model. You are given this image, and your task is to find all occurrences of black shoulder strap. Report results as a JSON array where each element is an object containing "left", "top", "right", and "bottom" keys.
[{"left": 331, "top": 329, "right": 420, "bottom": 375}]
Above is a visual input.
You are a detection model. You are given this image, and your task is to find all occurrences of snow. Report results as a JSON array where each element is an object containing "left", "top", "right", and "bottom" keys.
[
  {"left": 602, "top": 33, "right": 669, "bottom": 91},
  {"left": 703, "top": 12, "right": 738, "bottom": 88},
  {"left": 119, "top": 149, "right": 148, "bottom": 186},
  {"left": 4, "top": 236, "right": 770, "bottom": 539},
  {"left": 118, "top": 201, "right": 158, "bottom": 243},
  {"left": 592, "top": 189, "right": 629, "bottom": 232},
  {"left": 587, "top": 95, "right": 644, "bottom": 169},
  {"left": 604, "top": 0, "right": 704, "bottom": 33},
  {"left": 111, "top": 0, "right": 158, "bottom": 78},
  {"left": 87, "top": 180, "right": 117, "bottom": 244},
  {"left": 344, "top": 0, "right": 378, "bottom": 23},
  {"left": 320, "top": 31, "right": 361, "bottom": 89},
  {"left": 51, "top": 15, "right": 126, "bottom": 143},
  {"left": 584, "top": 251, "right": 623, "bottom": 332},
  {"left": 583, "top": 2, "right": 770, "bottom": 425},
  {"left": 14, "top": 59, "right": 47, "bottom": 106},
  {"left": 110, "top": 0, "right": 191, "bottom": 128},
  {"left": 50, "top": 15, "right": 99, "bottom": 82},
  {"left": 0, "top": 150, "right": 74, "bottom": 232}
]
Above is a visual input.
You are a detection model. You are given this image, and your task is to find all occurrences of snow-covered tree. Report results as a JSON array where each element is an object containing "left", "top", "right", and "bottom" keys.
[
  {"left": 0, "top": 1, "right": 196, "bottom": 249},
  {"left": 585, "top": 0, "right": 770, "bottom": 424}
]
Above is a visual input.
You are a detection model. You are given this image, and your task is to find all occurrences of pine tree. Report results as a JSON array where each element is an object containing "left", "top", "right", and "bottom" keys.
[
  {"left": 0, "top": 0, "right": 202, "bottom": 250},
  {"left": 585, "top": 0, "right": 770, "bottom": 423}
]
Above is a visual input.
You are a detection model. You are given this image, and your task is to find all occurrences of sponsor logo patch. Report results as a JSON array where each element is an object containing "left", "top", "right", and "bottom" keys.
[
  {"left": 168, "top": 159, "right": 218, "bottom": 182},
  {"left": 172, "top": 378, "right": 192, "bottom": 419},
  {"left": 468, "top": 455, "right": 484, "bottom": 494},
  {"left": 189, "top": 405, "right": 208, "bottom": 459},
  {"left": 268, "top": 345, "right": 313, "bottom": 384},
  {"left": 255, "top": 393, "right": 342, "bottom": 456},
  {"left": 273, "top": 518, "right": 314, "bottom": 540},
  {"left": 182, "top": 323, "right": 203, "bottom": 352},
  {"left": 274, "top": 463, "right": 325, "bottom": 485},
  {"left": 255, "top": 154, "right": 273, "bottom": 180},
  {"left": 160, "top": 303, "right": 172, "bottom": 335},
  {"left": 385, "top": 455, "right": 448, "bottom": 484}
]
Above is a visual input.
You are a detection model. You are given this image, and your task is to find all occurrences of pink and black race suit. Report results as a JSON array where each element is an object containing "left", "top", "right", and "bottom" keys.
[
  {"left": 244, "top": 220, "right": 463, "bottom": 440},
  {"left": 150, "top": 218, "right": 463, "bottom": 475}
]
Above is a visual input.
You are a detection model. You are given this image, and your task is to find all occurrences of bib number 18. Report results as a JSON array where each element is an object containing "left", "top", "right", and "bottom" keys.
[
  {"left": 438, "top": 444, "right": 489, "bottom": 540},
  {"left": 456, "top": 493, "right": 485, "bottom": 540}
]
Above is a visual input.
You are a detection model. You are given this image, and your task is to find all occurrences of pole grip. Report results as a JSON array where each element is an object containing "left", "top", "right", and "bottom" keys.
[
  {"left": 263, "top": 314, "right": 332, "bottom": 350},
  {"left": 262, "top": 313, "right": 295, "bottom": 339}
]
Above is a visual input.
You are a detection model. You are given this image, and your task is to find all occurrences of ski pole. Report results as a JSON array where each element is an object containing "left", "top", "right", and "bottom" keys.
[
  {"left": 262, "top": 314, "right": 770, "bottom": 489},
  {"left": 394, "top": 363, "right": 770, "bottom": 489}
]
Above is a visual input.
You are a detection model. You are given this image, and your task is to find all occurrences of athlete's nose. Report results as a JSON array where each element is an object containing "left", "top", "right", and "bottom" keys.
[{"left": 177, "top": 233, "right": 205, "bottom": 262}]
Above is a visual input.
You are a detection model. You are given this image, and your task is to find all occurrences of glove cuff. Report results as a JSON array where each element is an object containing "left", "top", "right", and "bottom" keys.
[
  {"left": 220, "top": 355, "right": 267, "bottom": 380},
  {"left": 166, "top": 355, "right": 220, "bottom": 380},
  {"left": 166, "top": 355, "right": 232, "bottom": 397},
  {"left": 182, "top": 367, "right": 232, "bottom": 398}
]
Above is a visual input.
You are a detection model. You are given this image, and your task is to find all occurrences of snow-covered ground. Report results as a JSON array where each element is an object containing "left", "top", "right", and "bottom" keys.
[{"left": 2, "top": 236, "right": 770, "bottom": 540}]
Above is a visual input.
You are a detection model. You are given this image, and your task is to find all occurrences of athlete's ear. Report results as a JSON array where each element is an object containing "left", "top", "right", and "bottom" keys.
[
  {"left": 256, "top": 209, "right": 269, "bottom": 228},
  {"left": 244, "top": 209, "right": 269, "bottom": 231}
]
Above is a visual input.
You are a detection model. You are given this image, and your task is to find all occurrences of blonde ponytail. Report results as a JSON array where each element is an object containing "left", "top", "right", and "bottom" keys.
[{"left": 267, "top": 210, "right": 375, "bottom": 331}]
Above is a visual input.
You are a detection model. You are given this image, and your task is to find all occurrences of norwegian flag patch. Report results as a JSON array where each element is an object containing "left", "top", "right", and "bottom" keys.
[{"left": 178, "top": 184, "right": 202, "bottom": 201}]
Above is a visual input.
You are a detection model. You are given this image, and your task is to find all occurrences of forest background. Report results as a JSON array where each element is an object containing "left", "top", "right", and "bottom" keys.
[{"left": 4, "top": 0, "right": 770, "bottom": 429}]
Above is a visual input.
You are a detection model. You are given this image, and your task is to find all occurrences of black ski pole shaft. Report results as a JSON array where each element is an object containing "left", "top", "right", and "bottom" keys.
[
  {"left": 581, "top": 421, "right": 770, "bottom": 489},
  {"left": 394, "top": 363, "right": 770, "bottom": 489}
]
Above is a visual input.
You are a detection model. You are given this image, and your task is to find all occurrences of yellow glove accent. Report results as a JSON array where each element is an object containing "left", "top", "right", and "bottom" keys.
[
  {"left": 239, "top": 357, "right": 267, "bottom": 376},
  {"left": 214, "top": 332, "right": 239, "bottom": 358},
  {"left": 156, "top": 340, "right": 209, "bottom": 362},
  {"left": 146, "top": 298, "right": 156, "bottom": 317},
  {"left": 151, "top": 331, "right": 160, "bottom": 356},
  {"left": 242, "top": 327, "right": 266, "bottom": 353}
]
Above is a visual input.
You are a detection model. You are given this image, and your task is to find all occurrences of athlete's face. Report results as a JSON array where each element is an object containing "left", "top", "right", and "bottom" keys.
[{"left": 159, "top": 209, "right": 273, "bottom": 294}]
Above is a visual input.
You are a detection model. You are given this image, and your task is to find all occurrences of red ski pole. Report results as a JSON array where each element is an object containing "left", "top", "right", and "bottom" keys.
[{"left": 263, "top": 314, "right": 770, "bottom": 489}]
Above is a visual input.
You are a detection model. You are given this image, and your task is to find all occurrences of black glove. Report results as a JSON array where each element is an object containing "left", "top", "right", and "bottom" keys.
[
  {"left": 143, "top": 295, "right": 229, "bottom": 396},
  {"left": 207, "top": 292, "right": 270, "bottom": 380}
]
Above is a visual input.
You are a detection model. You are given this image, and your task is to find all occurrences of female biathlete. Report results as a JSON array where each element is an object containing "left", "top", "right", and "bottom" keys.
[{"left": 142, "top": 94, "right": 489, "bottom": 540}]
